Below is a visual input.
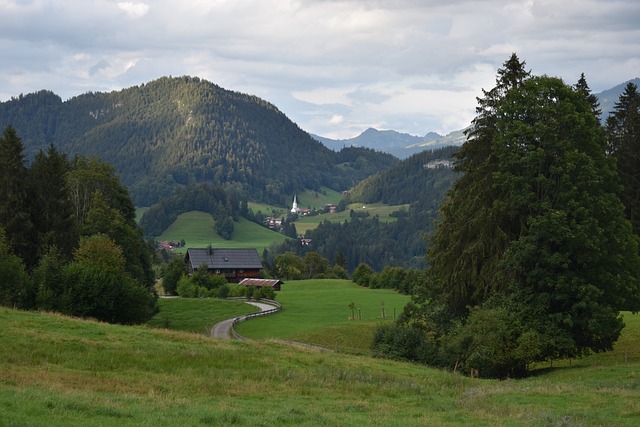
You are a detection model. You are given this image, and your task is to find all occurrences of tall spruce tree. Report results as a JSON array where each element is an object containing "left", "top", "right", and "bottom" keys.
[
  {"left": 401, "top": 57, "right": 640, "bottom": 377},
  {"left": 28, "top": 144, "right": 78, "bottom": 261},
  {"left": 606, "top": 82, "right": 640, "bottom": 234},
  {"left": 424, "top": 54, "right": 531, "bottom": 315},
  {"left": 0, "top": 126, "right": 35, "bottom": 266}
]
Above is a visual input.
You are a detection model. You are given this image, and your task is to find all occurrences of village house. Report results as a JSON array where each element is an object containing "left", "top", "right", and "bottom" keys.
[
  {"left": 265, "top": 217, "right": 283, "bottom": 230},
  {"left": 238, "top": 278, "right": 284, "bottom": 292},
  {"left": 185, "top": 247, "right": 262, "bottom": 283}
]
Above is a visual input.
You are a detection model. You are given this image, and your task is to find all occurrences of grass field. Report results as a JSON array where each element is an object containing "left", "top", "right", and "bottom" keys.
[
  {"left": 2, "top": 306, "right": 640, "bottom": 426},
  {"left": 156, "top": 211, "right": 288, "bottom": 254},
  {"left": 147, "top": 298, "right": 258, "bottom": 334},
  {"left": 294, "top": 202, "right": 410, "bottom": 235},
  {"left": 295, "top": 187, "right": 343, "bottom": 210},
  {"left": 235, "top": 279, "right": 410, "bottom": 353}
]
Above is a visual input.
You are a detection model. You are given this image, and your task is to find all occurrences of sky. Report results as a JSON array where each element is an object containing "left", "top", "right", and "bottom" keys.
[{"left": 1, "top": 0, "right": 639, "bottom": 139}]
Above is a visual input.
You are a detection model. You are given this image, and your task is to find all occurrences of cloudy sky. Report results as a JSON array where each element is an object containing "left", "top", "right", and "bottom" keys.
[{"left": 1, "top": 0, "right": 639, "bottom": 139}]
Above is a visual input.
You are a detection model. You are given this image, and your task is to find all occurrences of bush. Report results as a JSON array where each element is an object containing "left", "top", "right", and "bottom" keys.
[
  {"left": 59, "top": 263, "right": 153, "bottom": 324},
  {"left": 352, "top": 263, "right": 374, "bottom": 287},
  {"left": 372, "top": 323, "right": 428, "bottom": 361}
]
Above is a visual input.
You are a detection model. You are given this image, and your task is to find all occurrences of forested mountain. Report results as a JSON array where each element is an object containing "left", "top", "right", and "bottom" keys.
[
  {"left": 274, "top": 146, "right": 459, "bottom": 272},
  {"left": 344, "top": 145, "right": 459, "bottom": 205},
  {"left": 0, "top": 77, "right": 396, "bottom": 206}
]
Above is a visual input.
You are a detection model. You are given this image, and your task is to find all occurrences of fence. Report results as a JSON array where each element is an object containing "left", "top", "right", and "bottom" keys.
[{"left": 230, "top": 298, "right": 281, "bottom": 340}]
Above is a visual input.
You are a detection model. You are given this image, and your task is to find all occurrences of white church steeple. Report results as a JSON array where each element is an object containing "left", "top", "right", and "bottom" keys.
[{"left": 290, "top": 194, "right": 300, "bottom": 214}]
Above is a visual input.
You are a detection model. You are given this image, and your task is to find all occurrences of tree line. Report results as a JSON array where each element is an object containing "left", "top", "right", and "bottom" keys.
[
  {"left": 0, "top": 127, "right": 155, "bottom": 324},
  {"left": 373, "top": 54, "right": 640, "bottom": 378}
]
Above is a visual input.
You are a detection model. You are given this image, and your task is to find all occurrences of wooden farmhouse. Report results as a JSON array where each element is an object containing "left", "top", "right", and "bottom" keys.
[
  {"left": 238, "top": 278, "right": 284, "bottom": 292},
  {"left": 185, "top": 247, "right": 262, "bottom": 283}
]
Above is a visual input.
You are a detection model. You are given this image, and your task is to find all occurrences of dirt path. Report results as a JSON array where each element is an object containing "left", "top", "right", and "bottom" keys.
[{"left": 210, "top": 301, "right": 274, "bottom": 339}]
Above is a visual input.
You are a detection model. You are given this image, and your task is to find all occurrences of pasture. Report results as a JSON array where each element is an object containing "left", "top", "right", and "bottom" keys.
[
  {"left": 147, "top": 297, "right": 258, "bottom": 334},
  {"left": 1, "top": 306, "right": 640, "bottom": 426},
  {"left": 294, "top": 202, "right": 409, "bottom": 235},
  {"left": 234, "top": 279, "right": 410, "bottom": 353},
  {"left": 156, "top": 211, "right": 288, "bottom": 254}
]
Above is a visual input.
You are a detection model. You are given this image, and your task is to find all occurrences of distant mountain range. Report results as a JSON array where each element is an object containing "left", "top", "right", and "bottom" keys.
[
  {"left": 312, "top": 78, "right": 640, "bottom": 158},
  {"left": 312, "top": 128, "right": 467, "bottom": 159}
]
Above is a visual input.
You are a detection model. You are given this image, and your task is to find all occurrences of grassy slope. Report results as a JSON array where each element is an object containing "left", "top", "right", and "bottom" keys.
[
  {"left": 1, "top": 307, "right": 640, "bottom": 426},
  {"left": 146, "top": 298, "right": 259, "bottom": 334},
  {"left": 157, "top": 211, "right": 288, "bottom": 254},
  {"left": 235, "top": 279, "right": 410, "bottom": 353},
  {"left": 295, "top": 202, "right": 409, "bottom": 235}
]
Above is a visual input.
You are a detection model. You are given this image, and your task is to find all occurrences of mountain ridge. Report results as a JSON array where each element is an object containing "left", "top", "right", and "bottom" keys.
[
  {"left": 311, "top": 78, "right": 640, "bottom": 158},
  {"left": 0, "top": 76, "right": 397, "bottom": 206}
]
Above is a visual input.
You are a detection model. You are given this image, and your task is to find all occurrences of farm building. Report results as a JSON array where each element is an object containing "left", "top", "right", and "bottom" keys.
[
  {"left": 238, "top": 278, "right": 284, "bottom": 292},
  {"left": 185, "top": 247, "right": 262, "bottom": 282}
]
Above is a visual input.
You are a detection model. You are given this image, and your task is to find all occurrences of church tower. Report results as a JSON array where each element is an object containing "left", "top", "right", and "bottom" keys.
[{"left": 290, "top": 194, "right": 300, "bottom": 214}]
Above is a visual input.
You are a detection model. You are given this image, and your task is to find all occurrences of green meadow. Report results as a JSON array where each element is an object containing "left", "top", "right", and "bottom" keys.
[
  {"left": 2, "top": 305, "right": 640, "bottom": 426},
  {"left": 146, "top": 298, "right": 258, "bottom": 334},
  {"left": 234, "top": 279, "right": 410, "bottom": 353},
  {"left": 157, "top": 211, "right": 288, "bottom": 254},
  {"left": 295, "top": 186, "right": 343, "bottom": 209},
  {"left": 295, "top": 203, "right": 409, "bottom": 235}
]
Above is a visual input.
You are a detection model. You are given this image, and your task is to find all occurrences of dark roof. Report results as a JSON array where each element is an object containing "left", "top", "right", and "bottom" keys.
[
  {"left": 186, "top": 248, "right": 262, "bottom": 270},
  {"left": 238, "top": 278, "right": 283, "bottom": 287}
]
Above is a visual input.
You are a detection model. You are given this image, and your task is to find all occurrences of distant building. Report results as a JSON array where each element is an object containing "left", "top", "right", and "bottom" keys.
[
  {"left": 424, "top": 159, "right": 454, "bottom": 169},
  {"left": 290, "top": 194, "right": 300, "bottom": 214},
  {"left": 185, "top": 247, "right": 262, "bottom": 283},
  {"left": 238, "top": 278, "right": 284, "bottom": 292}
]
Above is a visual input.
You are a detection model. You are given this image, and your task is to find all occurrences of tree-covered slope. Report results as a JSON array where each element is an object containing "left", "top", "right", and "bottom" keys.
[
  {"left": 345, "top": 145, "right": 459, "bottom": 205},
  {"left": 0, "top": 77, "right": 396, "bottom": 206}
]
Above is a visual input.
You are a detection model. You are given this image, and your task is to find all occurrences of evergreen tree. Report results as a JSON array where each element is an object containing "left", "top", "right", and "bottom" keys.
[
  {"left": 28, "top": 144, "right": 78, "bottom": 261},
  {"left": 426, "top": 54, "right": 531, "bottom": 314},
  {"left": 0, "top": 126, "right": 35, "bottom": 266},
  {"left": 606, "top": 83, "right": 640, "bottom": 234},
  {"left": 574, "top": 73, "right": 601, "bottom": 119},
  {"left": 0, "top": 227, "right": 32, "bottom": 309}
]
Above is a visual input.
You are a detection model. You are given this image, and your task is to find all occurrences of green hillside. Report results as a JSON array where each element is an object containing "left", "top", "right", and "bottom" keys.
[
  {"left": 2, "top": 306, "right": 640, "bottom": 426},
  {"left": 157, "top": 211, "right": 288, "bottom": 253},
  {"left": 294, "top": 202, "right": 409, "bottom": 235},
  {"left": 0, "top": 78, "right": 397, "bottom": 206}
]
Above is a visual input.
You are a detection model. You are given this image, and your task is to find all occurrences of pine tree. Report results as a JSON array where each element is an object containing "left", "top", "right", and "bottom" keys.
[
  {"left": 606, "top": 83, "right": 640, "bottom": 234},
  {"left": 426, "top": 54, "right": 531, "bottom": 314},
  {"left": 0, "top": 126, "right": 35, "bottom": 266},
  {"left": 28, "top": 144, "right": 78, "bottom": 261},
  {"left": 574, "top": 72, "right": 601, "bottom": 119}
]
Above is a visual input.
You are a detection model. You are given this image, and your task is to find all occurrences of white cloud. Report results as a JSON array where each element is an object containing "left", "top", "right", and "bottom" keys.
[
  {"left": 117, "top": 2, "right": 149, "bottom": 18},
  {"left": 0, "top": 0, "right": 639, "bottom": 138}
]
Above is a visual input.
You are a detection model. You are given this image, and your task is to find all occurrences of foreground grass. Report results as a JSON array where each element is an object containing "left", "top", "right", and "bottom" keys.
[
  {"left": 157, "top": 211, "right": 288, "bottom": 254},
  {"left": 2, "top": 307, "right": 640, "bottom": 426},
  {"left": 235, "top": 279, "right": 411, "bottom": 353},
  {"left": 147, "top": 298, "right": 258, "bottom": 334}
]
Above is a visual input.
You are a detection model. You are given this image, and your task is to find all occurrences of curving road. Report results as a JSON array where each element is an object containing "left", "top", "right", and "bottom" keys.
[{"left": 210, "top": 301, "right": 274, "bottom": 339}]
